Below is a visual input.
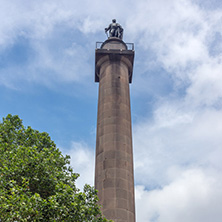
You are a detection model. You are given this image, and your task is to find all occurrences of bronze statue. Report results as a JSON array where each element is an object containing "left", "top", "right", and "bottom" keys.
[{"left": 105, "top": 19, "right": 123, "bottom": 40}]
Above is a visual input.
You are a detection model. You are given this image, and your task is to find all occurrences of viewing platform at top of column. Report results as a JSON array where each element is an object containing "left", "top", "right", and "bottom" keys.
[{"left": 95, "top": 37, "right": 135, "bottom": 83}]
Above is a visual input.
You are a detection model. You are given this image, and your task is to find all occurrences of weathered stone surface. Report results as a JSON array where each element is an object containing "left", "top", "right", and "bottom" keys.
[{"left": 95, "top": 38, "right": 135, "bottom": 222}]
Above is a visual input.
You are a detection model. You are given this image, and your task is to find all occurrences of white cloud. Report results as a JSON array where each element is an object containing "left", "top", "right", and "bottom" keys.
[
  {"left": 187, "top": 59, "right": 222, "bottom": 107},
  {"left": 66, "top": 141, "right": 95, "bottom": 190},
  {"left": 136, "top": 168, "right": 222, "bottom": 222},
  {"left": 134, "top": 102, "right": 222, "bottom": 186},
  {"left": 128, "top": 0, "right": 222, "bottom": 102},
  {"left": 129, "top": 2, "right": 222, "bottom": 205}
]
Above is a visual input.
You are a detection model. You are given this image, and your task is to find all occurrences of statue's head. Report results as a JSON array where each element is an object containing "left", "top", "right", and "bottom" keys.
[{"left": 112, "top": 19, "right": 116, "bottom": 23}]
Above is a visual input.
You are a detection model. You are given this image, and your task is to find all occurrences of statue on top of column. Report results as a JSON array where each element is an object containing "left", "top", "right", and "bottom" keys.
[{"left": 105, "top": 19, "right": 123, "bottom": 40}]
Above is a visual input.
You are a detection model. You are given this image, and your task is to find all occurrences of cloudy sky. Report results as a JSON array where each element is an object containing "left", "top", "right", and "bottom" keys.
[{"left": 1, "top": 0, "right": 222, "bottom": 221}]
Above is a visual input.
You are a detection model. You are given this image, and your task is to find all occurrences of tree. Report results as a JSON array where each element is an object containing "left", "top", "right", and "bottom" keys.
[{"left": 0, "top": 114, "right": 110, "bottom": 222}]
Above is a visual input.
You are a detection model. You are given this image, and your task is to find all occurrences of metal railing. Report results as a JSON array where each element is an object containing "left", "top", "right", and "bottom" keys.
[{"left": 96, "top": 41, "right": 134, "bottom": 51}]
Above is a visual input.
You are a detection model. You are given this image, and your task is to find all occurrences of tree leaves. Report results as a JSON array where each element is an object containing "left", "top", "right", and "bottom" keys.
[{"left": 0, "top": 114, "right": 111, "bottom": 222}]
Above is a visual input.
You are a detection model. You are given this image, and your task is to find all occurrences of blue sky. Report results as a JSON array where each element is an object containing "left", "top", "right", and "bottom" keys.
[{"left": 1, "top": 0, "right": 222, "bottom": 221}]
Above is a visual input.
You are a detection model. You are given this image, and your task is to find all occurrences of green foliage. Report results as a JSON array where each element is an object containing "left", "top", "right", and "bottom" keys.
[{"left": 0, "top": 114, "right": 110, "bottom": 222}]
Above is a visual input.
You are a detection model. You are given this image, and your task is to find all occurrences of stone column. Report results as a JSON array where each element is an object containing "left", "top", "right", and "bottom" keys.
[{"left": 95, "top": 38, "right": 135, "bottom": 222}]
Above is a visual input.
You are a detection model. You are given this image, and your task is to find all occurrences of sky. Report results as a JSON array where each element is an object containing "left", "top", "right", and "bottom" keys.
[{"left": 0, "top": 0, "right": 222, "bottom": 221}]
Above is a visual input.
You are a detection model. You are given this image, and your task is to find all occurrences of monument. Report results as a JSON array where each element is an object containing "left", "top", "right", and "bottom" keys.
[{"left": 94, "top": 20, "right": 135, "bottom": 222}]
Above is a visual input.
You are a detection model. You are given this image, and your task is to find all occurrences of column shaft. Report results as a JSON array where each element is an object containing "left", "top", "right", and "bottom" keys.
[{"left": 95, "top": 57, "right": 135, "bottom": 222}]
